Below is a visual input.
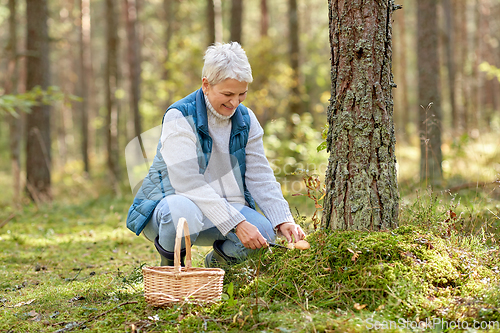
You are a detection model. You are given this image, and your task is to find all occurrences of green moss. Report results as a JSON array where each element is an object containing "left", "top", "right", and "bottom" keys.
[{"left": 234, "top": 225, "right": 500, "bottom": 322}]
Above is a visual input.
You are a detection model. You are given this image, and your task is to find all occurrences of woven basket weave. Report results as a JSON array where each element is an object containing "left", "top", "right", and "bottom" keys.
[{"left": 142, "top": 218, "right": 225, "bottom": 306}]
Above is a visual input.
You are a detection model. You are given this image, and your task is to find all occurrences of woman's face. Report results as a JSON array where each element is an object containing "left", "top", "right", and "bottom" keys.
[{"left": 202, "top": 78, "right": 248, "bottom": 117}]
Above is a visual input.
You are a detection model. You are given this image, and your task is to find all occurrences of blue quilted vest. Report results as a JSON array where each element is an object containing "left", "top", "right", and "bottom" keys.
[{"left": 126, "top": 88, "right": 255, "bottom": 235}]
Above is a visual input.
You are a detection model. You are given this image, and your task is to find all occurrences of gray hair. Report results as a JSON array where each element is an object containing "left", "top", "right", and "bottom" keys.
[{"left": 202, "top": 42, "right": 253, "bottom": 85}]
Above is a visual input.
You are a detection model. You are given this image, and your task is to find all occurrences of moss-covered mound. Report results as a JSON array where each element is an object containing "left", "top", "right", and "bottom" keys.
[{"left": 233, "top": 226, "right": 500, "bottom": 322}]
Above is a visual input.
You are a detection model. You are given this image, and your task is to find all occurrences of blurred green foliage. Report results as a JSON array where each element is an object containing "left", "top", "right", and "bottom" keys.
[{"left": 0, "top": 86, "right": 79, "bottom": 117}]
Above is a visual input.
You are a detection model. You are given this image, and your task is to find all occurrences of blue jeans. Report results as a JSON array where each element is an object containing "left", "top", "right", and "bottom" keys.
[{"left": 142, "top": 195, "right": 275, "bottom": 260}]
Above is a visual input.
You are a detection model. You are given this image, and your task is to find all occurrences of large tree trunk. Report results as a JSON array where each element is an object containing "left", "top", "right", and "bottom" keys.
[
  {"left": 78, "top": 0, "right": 91, "bottom": 174},
  {"left": 105, "top": 0, "right": 121, "bottom": 192},
  {"left": 124, "top": 0, "right": 142, "bottom": 139},
  {"left": 322, "top": 0, "right": 399, "bottom": 231},
  {"left": 6, "top": 0, "right": 21, "bottom": 207},
  {"left": 230, "top": 0, "right": 243, "bottom": 44},
  {"left": 25, "top": 0, "right": 51, "bottom": 203},
  {"left": 417, "top": 0, "right": 442, "bottom": 185}
]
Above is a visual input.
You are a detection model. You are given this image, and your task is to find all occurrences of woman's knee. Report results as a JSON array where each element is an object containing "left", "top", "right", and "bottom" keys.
[
  {"left": 165, "top": 195, "right": 203, "bottom": 224},
  {"left": 157, "top": 195, "right": 204, "bottom": 251},
  {"left": 239, "top": 207, "right": 275, "bottom": 242}
]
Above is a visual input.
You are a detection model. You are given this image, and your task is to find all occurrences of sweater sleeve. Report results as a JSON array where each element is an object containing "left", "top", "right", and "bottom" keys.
[
  {"left": 160, "top": 109, "right": 245, "bottom": 235},
  {"left": 244, "top": 109, "right": 295, "bottom": 229}
]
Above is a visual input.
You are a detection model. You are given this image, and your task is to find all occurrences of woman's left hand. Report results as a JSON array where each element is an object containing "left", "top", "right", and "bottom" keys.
[{"left": 277, "top": 222, "right": 306, "bottom": 243}]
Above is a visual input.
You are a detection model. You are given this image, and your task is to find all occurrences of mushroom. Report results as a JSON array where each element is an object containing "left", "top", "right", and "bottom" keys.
[{"left": 286, "top": 240, "right": 310, "bottom": 250}]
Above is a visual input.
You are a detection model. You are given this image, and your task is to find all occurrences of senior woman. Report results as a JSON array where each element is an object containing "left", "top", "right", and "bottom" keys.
[{"left": 126, "top": 42, "right": 305, "bottom": 267}]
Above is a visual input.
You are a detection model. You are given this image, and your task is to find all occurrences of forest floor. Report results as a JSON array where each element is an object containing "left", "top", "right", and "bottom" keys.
[{"left": 1, "top": 134, "right": 500, "bottom": 333}]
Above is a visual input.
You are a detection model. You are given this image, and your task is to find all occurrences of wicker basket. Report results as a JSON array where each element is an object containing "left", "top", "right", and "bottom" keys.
[{"left": 142, "top": 217, "right": 225, "bottom": 306}]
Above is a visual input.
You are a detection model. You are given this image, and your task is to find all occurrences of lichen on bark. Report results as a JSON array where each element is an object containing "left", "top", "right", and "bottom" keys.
[{"left": 323, "top": 0, "right": 399, "bottom": 231}]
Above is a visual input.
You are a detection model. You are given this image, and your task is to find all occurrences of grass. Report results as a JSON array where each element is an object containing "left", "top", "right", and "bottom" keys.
[{"left": 1, "top": 134, "right": 500, "bottom": 332}]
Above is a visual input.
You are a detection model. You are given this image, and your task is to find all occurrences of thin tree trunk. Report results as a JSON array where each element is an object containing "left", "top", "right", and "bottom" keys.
[
  {"left": 443, "top": 0, "right": 457, "bottom": 133},
  {"left": 288, "top": 0, "right": 301, "bottom": 115},
  {"left": 207, "top": 0, "right": 215, "bottom": 46},
  {"left": 105, "top": 0, "right": 121, "bottom": 193},
  {"left": 162, "top": 0, "right": 175, "bottom": 81},
  {"left": 260, "top": 0, "right": 269, "bottom": 37},
  {"left": 393, "top": 0, "right": 409, "bottom": 140},
  {"left": 230, "top": 0, "right": 243, "bottom": 44},
  {"left": 322, "top": 0, "right": 399, "bottom": 231},
  {"left": 417, "top": 0, "right": 442, "bottom": 186},
  {"left": 124, "top": 0, "right": 142, "bottom": 139},
  {"left": 6, "top": 0, "right": 21, "bottom": 207},
  {"left": 25, "top": 0, "right": 51, "bottom": 202},
  {"left": 214, "top": 0, "right": 223, "bottom": 43},
  {"left": 455, "top": 0, "right": 468, "bottom": 134},
  {"left": 471, "top": 0, "right": 481, "bottom": 130},
  {"left": 480, "top": 0, "right": 494, "bottom": 129},
  {"left": 78, "top": 0, "right": 90, "bottom": 174}
]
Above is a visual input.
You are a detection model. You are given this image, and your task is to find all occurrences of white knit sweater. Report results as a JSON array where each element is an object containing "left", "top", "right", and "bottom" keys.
[{"left": 159, "top": 97, "right": 294, "bottom": 235}]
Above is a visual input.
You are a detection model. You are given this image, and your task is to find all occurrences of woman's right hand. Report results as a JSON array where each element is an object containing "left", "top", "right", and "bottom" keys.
[{"left": 234, "top": 221, "right": 268, "bottom": 249}]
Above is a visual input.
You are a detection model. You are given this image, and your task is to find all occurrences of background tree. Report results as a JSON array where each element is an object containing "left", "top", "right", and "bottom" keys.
[
  {"left": 260, "top": 0, "right": 269, "bottom": 38},
  {"left": 288, "top": 0, "right": 301, "bottom": 116},
  {"left": 6, "top": 0, "right": 21, "bottom": 206},
  {"left": 162, "top": 0, "right": 177, "bottom": 81},
  {"left": 105, "top": 0, "right": 121, "bottom": 193},
  {"left": 417, "top": 0, "right": 442, "bottom": 185},
  {"left": 230, "top": 0, "right": 243, "bottom": 44},
  {"left": 322, "top": 0, "right": 399, "bottom": 230},
  {"left": 442, "top": 0, "right": 457, "bottom": 133},
  {"left": 78, "top": 0, "right": 91, "bottom": 174},
  {"left": 25, "top": 0, "right": 52, "bottom": 202},
  {"left": 124, "top": 0, "right": 142, "bottom": 139},
  {"left": 206, "top": 0, "right": 215, "bottom": 46}
]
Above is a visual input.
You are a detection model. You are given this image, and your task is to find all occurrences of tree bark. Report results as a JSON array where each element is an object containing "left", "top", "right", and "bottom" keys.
[
  {"left": 124, "top": 0, "right": 142, "bottom": 139},
  {"left": 105, "top": 0, "right": 121, "bottom": 191},
  {"left": 230, "top": 0, "right": 243, "bottom": 44},
  {"left": 25, "top": 0, "right": 51, "bottom": 202},
  {"left": 322, "top": 0, "right": 399, "bottom": 231},
  {"left": 6, "top": 0, "right": 22, "bottom": 207},
  {"left": 417, "top": 0, "right": 442, "bottom": 185}
]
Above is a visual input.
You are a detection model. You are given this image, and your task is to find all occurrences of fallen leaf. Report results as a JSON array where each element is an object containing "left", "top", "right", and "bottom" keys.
[
  {"left": 13, "top": 299, "right": 35, "bottom": 307},
  {"left": 354, "top": 303, "right": 367, "bottom": 310},
  {"left": 347, "top": 248, "right": 361, "bottom": 261}
]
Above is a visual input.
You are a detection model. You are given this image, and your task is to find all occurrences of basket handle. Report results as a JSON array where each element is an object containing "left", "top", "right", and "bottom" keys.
[{"left": 174, "top": 217, "right": 192, "bottom": 271}]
